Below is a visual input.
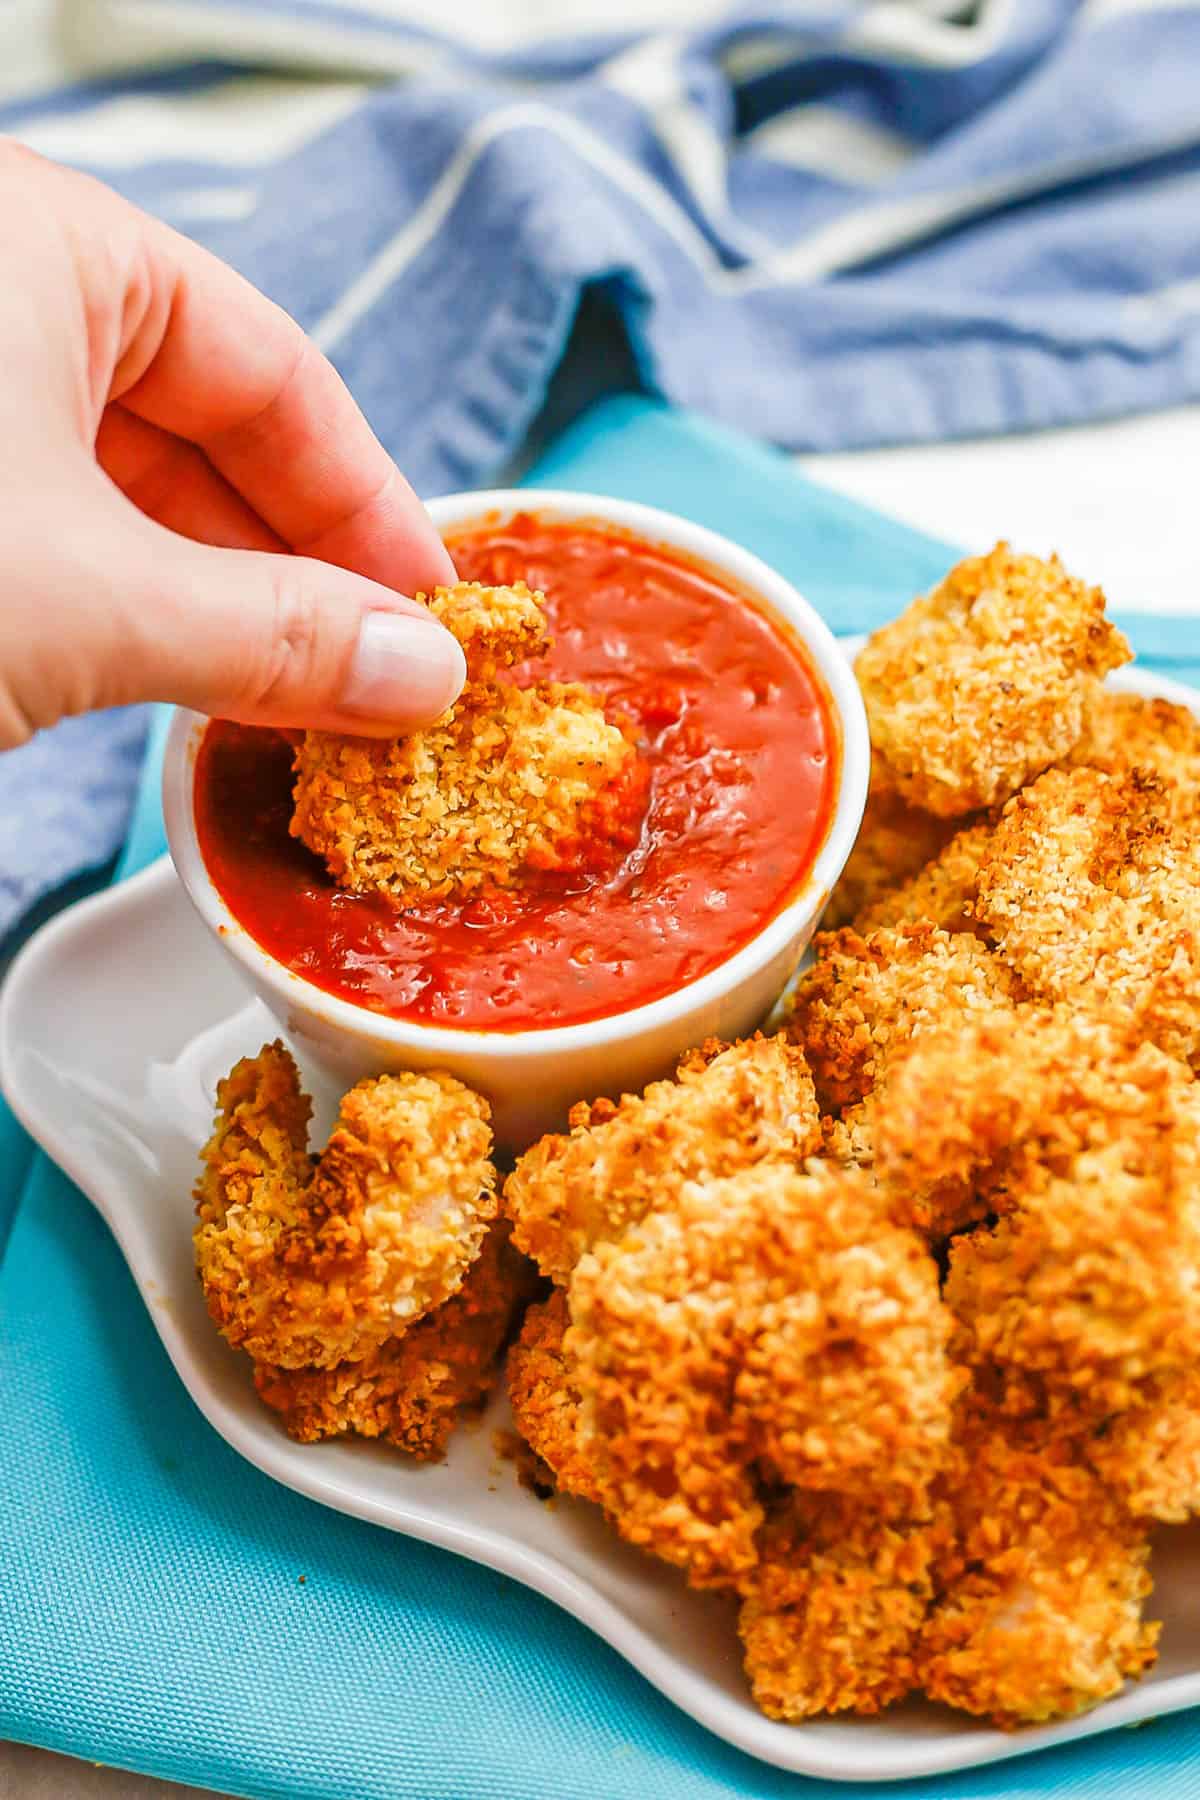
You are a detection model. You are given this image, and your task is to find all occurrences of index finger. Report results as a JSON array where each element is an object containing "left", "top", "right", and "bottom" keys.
[{"left": 111, "top": 206, "right": 456, "bottom": 595}]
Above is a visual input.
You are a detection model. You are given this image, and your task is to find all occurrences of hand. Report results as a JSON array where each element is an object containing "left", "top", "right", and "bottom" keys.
[{"left": 0, "top": 143, "right": 466, "bottom": 749}]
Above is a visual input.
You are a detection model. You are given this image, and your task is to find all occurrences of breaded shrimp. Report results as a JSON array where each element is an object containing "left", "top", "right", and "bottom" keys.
[
  {"left": 823, "top": 755, "right": 959, "bottom": 929},
  {"left": 874, "top": 1009, "right": 1200, "bottom": 1402},
  {"left": 291, "top": 581, "right": 646, "bottom": 906},
  {"left": 567, "top": 1176, "right": 766, "bottom": 1589},
  {"left": 946, "top": 1132, "right": 1200, "bottom": 1417},
  {"left": 505, "top": 1289, "right": 608, "bottom": 1508},
  {"left": 856, "top": 817, "right": 995, "bottom": 935},
  {"left": 738, "top": 1491, "right": 955, "bottom": 1720},
  {"left": 975, "top": 766, "right": 1200, "bottom": 1066},
  {"left": 1084, "top": 1371, "right": 1200, "bottom": 1523},
  {"left": 253, "top": 1223, "right": 530, "bottom": 1459},
  {"left": 1067, "top": 685, "right": 1200, "bottom": 818},
  {"left": 733, "top": 1164, "right": 957, "bottom": 1509},
  {"left": 919, "top": 1404, "right": 1158, "bottom": 1727},
  {"left": 856, "top": 543, "right": 1130, "bottom": 818},
  {"left": 786, "top": 923, "right": 1021, "bottom": 1114},
  {"left": 194, "top": 1042, "right": 497, "bottom": 1368},
  {"left": 567, "top": 1163, "right": 955, "bottom": 1588},
  {"left": 503, "top": 1034, "right": 820, "bottom": 1283}
]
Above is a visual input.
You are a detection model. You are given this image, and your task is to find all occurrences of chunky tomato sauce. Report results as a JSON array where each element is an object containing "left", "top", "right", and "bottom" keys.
[{"left": 195, "top": 513, "right": 837, "bottom": 1031}]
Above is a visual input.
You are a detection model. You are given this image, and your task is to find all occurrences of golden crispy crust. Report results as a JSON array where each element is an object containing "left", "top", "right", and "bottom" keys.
[
  {"left": 566, "top": 1176, "right": 766, "bottom": 1588},
  {"left": 732, "top": 1165, "right": 957, "bottom": 1509},
  {"left": 291, "top": 582, "right": 645, "bottom": 906},
  {"left": 975, "top": 766, "right": 1200, "bottom": 1067},
  {"left": 919, "top": 1405, "right": 1158, "bottom": 1727},
  {"left": 194, "top": 1042, "right": 497, "bottom": 1368},
  {"left": 856, "top": 817, "right": 994, "bottom": 935},
  {"left": 253, "top": 1223, "right": 531, "bottom": 1459},
  {"left": 786, "top": 922, "right": 1021, "bottom": 1114},
  {"left": 823, "top": 756, "right": 959, "bottom": 930},
  {"left": 503, "top": 1034, "right": 820, "bottom": 1283},
  {"left": 1084, "top": 1371, "right": 1200, "bottom": 1523},
  {"left": 505, "top": 1289, "right": 609, "bottom": 1507},
  {"left": 565, "top": 1163, "right": 954, "bottom": 1589},
  {"left": 819, "top": 1104, "right": 875, "bottom": 1172},
  {"left": 424, "top": 580, "right": 548, "bottom": 682},
  {"left": 1067, "top": 685, "right": 1200, "bottom": 817},
  {"left": 739, "top": 1492, "right": 956, "bottom": 1720},
  {"left": 874, "top": 1008, "right": 1200, "bottom": 1408},
  {"left": 856, "top": 543, "right": 1130, "bottom": 818}
]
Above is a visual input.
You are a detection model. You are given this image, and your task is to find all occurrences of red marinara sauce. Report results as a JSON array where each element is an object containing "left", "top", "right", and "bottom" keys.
[{"left": 194, "top": 513, "right": 837, "bottom": 1032}]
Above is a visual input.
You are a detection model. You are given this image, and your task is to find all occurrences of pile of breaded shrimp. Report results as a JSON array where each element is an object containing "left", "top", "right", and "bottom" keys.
[{"left": 193, "top": 543, "right": 1200, "bottom": 1733}]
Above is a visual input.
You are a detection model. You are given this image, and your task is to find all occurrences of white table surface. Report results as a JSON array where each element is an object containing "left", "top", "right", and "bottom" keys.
[{"left": 5, "top": 255, "right": 1200, "bottom": 1799}]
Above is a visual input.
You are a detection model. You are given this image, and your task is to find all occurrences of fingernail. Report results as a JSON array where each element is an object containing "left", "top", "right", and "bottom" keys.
[{"left": 342, "top": 612, "right": 466, "bottom": 726}]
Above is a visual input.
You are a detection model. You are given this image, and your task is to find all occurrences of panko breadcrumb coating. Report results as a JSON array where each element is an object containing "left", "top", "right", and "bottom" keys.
[
  {"left": 425, "top": 579, "right": 548, "bottom": 681},
  {"left": 1084, "top": 1372, "right": 1200, "bottom": 1523},
  {"left": 819, "top": 1104, "right": 875, "bottom": 1173},
  {"left": 291, "top": 581, "right": 647, "bottom": 907},
  {"left": 918, "top": 1405, "right": 1158, "bottom": 1727},
  {"left": 732, "top": 1164, "right": 957, "bottom": 1509},
  {"left": 738, "top": 1492, "right": 956, "bottom": 1721},
  {"left": 503, "top": 1035, "right": 820, "bottom": 1283},
  {"left": 855, "top": 817, "right": 994, "bottom": 936},
  {"left": 567, "top": 1162, "right": 955, "bottom": 1588},
  {"left": 194, "top": 1042, "right": 497, "bottom": 1368},
  {"left": 875, "top": 1008, "right": 1200, "bottom": 1408},
  {"left": 505, "top": 1289, "right": 608, "bottom": 1508},
  {"left": 253, "top": 1223, "right": 530, "bottom": 1459},
  {"left": 823, "top": 755, "right": 959, "bottom": 929},
  {"left": 856, "top": 543, "right": 1130, "bottom": 818},
  {"left": 786, "top": 923, "right": 1021, "bottom": 1114},
  {"left": 566, "top": 1176, "right": 767, "bottom": 1588},
  {"left": 975, "top": 766, "right": 1200, "bottom": 1067},
  {"left": 1067, "top": 685, "right": 1200, "bottom": 817}
]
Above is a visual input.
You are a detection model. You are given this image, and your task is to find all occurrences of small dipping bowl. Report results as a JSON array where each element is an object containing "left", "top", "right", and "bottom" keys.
[{"left": 163, "top": 490, "right": 869, "bottom": 1148}]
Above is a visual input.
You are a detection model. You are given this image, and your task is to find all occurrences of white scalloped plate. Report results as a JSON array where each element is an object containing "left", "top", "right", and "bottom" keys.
[{"left": 3, "top": 653, "right": 1200, "bottom": 1783}]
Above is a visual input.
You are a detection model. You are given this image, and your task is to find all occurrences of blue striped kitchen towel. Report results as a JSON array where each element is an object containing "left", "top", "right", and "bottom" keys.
[{"left": 4, "top": 0, "right": 1200, "bottom": 933}]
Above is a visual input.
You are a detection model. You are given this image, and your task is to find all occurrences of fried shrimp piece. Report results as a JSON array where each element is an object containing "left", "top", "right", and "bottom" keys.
[
  {"left": 253, "top": 1223, "right": 529, "bottom": 1459},
  {"left": 856, "top": 817, "right": 995, "bottom": 935},
  {"left": 194, "top": 1042, "right": 498, "bottom": 1369},
  {"left": 975, "top": 765, "right": 1200, "bottom": 1066},
  {"left": 786, "top": 922, "right": 1021, "bottom": 1114},
  {"left": 946, "top": 1130, "right": 1200, "bottom": 1416},
  {"left": 856, "top": 543, "right": 1130, "bottom": 818},
  {"left": 567, "top": 1175, "right": 767, "bottom": 1588},
  {"left": 919, "top": 1405, "right": 1158, "bottom": 1727},
  {"left": 566, "top": 1163, "right": 955, "bottom": 1588},
  {"left": 823, "top": 755, "right": 959, "bottom": 929},
  {"left": 738, "top": 1492, "right": 955, "bottom": 1720},
  {"left": 505, "top": 1289, "right": 608, "bottom": 1507},
  {"left": 291, "top": 581, "right": 646, "bottom": 906},
  {"left": 1067, "top": 685, "right": 1200, "bottom": 819},
  {"left": 733, "top": 1164, "right": 957, "bottom": 1508},
  {"left": 1084, "top": 1371, "right": 1200, "bottom": 1523},
  {"left": 503, "top": 1034, "right": 820, "bottom": 1283},
  {"left": 875, "top": 1009, "right": 1200, "bottom": 1401}
]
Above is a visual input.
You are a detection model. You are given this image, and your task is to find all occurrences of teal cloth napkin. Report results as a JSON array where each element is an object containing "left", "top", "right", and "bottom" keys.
[{"left": 3, "top": 397, "right": 1200, "bottom": 1800}]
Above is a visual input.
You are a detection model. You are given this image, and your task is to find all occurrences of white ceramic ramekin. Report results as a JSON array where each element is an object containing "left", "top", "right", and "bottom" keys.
[{"left": 163, "top": 490, "right": 869, "bottom": 1148}]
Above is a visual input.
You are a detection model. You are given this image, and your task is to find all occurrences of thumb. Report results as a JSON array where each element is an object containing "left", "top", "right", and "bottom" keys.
[
  {"left": 1, "top": 480, "right": 469, "bottom": 747},
  {"left": 71, "top": 509, "right": 467, "bottom": 738}
]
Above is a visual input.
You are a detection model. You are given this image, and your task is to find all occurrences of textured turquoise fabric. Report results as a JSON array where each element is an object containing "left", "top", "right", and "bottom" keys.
[{"left": 3, "top": 398, "right": 1200, "bottom": 1798}]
